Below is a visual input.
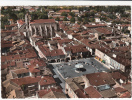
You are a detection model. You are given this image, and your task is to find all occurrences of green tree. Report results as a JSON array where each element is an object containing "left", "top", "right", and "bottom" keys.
[
  {"left": 55, "top": 17, "right": 60, "bottom": 21},
  {"left": 17, "top": 12, "right": 24, "bottom": 19},
  {"left": 9, "top": 13, "right": 18, "bottom": 21},
  {"left": 30, "top": 12, "right": 38, "bottom": 20},
  {"left": 70, "top": 17, "right": 75, "bottom": 23},
  {"left": 49, "top": 16, "right": 53, "bottom": 19},
  {"left": 63, "top": 17, "right": 68, "bottom": 21},
  {"left": 90, "top": 18, "right": 95, "bottom": 22},
  {"left": 100, "top": 17, "right": 107, "bottom": 21},
  {"left": 69, "top": 12, "right": 75, "bottom": 17},
  {"left": 38, "top": 13, "right": 48, "bottom": 19},
  {"left": 61, "top": 12, "right": 68, "bottom": 17},
  {"left": 77, "top": 17, "right": 82, "bottom": 22},
  {"left": 1, "top": 16, "right": 9, "bottom": 29},
  {"left": 83, "top": 17, "right": 89, "bottom": 24}
]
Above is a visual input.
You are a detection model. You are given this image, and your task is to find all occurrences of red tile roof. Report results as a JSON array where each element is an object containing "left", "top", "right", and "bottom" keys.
[
  {"left": 86, "top": 72, "right": 116, "bottom": 86},
  {"left": 81, "top": 31, "right": 89, "bottom": 35},
  {"left": 119, "top": 91, "right": 131, "bottom": 98},
  {"left": 11, "top": 76, "right": 41, "bottom": 86},
  {"left": 52, "top": 37, "right": 61, "bottom": 41},
  {"left": 111, "top": 72, "right": 127, "bottom": 81},
  {"left": 66, "top": 30, "right": 73, "bottom": 34},
  {"left": 38, "top": 43, "right": 65, "bottom": 57},
  {"left": 17, "top": 20, "right": 25, "bottom": 25},
  {"left": 2, "top": 30, "right": 18, "bottom": 33},
  {"left": 29, "top": 67, "right": 40, "bottom": 73},
  {"left": 3, "top": 49, "right": 37, "bottom": 62},
  {"left": 30, "top": 19, "right": 55, "bottom": 24},
  {"left": 58, "top": 10, "right": 70, "bottom": 13},
  {"left": 37, "top": 87, "right": 63, "bottom": 98},
  {"left": 5, "top": 24, "right": 17, "bottom": 28},
  {"left": 111, "top": 56, "right": 131, "bottom": 67},
  {"left": 30, "top": 58, "right": 46, "bottom": 67},
  {"left": 57, "top": 39, "right": 73, "bottom": 46},
  {"left": 84, "top": 24, "right": 107, "bottom": 28},
  {"left": 29, "top": 8, "right": 35, "bottom": 11},
  {"left": 11, "top": 68, "right": 29, "bottom": 74},
  {"left": 51, "top": 49, "right": 65, "bottom": 57},
  {"left": 53, "top": 16, "right": 65, "bottom": 19},
  {"left": 64, "top": 45, "right": 89, "bottom": 53},
  {"left": 119, "top": 24, "right": 131, "bottom": 27},
  {"left": 74, "top": 89, "right": 89, "bottom": 98},
  {"left": 1, "top": 40, "right": 13, "bottom": 48},
  {"left": 39, "top": 76, "right": 56, "bottom": 86},
  {"left": 71, "top": 45, "right": 88, "bottom": 53},
  {"left": 95, "top": 28, "right": 112, "bottom": 35},
  {"left": 1, "top": 56, "right": 6, "bottom": 63},
  {"left": 67, "top": 16, "right": 72, "bottom": 19},
  {"left": 84, "top": 86, "right": 102, "bottom": 98},
  {"left": 7, "top": 61, "right": 16, "bottom": 67},
  {"left": 1, "top": 64, "right": 8, "bottom": 70},
  {"left": 114, "top": 87, "right": 127, "bottom": 93},
  {"left": 28, "top": 62, "right": 41, "bottom": 73}
]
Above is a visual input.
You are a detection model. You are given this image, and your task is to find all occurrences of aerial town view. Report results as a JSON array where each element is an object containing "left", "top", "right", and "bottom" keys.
[{"left": 1, "top": 6, "right": 131, "bottom": 98}]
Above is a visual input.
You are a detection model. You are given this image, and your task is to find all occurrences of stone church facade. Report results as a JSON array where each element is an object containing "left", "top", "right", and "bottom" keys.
[{"left": 19, "top": 13, "right": 57, "bottom": 39}]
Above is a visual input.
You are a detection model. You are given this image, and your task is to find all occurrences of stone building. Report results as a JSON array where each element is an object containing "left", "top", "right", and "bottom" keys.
[{"left": 19, "top": 13, "right": 57, "bottom": 39}]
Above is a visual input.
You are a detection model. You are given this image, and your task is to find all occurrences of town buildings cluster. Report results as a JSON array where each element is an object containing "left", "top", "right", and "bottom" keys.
[{"left": 1, "top": 6, "right": 131, "bottom": 98}]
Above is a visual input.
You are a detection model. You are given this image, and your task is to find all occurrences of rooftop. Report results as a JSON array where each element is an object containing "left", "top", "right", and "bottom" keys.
[
  {"left": 58, "top": 10, "right": 70, "bottom": 13},
  {"left": 85, "top": 72, "right": 116, "bottom": 86},
  {"left": 39, "top": 76, "right": 56, "bottom": 86},
  {"left": 11, "top": 68, "right": 29, "bottom": 75},
  {"left": 99, "top": 89, "right": 117, "bottom": 98},
  {"left": 11, "top": 76, "right": 41, "bottom": 86},
  {"left": 84, "top": 86, "right": 102, "bottom": 98},
  {"left": 36, "top": 87, "right": 66, "bottom": 98},
  {"left": 30, "top": 19, "right": 55, "bottom": 24}
]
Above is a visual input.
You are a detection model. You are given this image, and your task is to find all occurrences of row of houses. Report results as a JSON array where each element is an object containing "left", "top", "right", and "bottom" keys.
[{"left": 65, "top": 71, "right": 131, "bottom": 98}]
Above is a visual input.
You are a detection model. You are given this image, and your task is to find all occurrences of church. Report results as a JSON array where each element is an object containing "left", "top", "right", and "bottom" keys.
[{"left": 17, "top": 13, "right": 57, "bottom": 39}]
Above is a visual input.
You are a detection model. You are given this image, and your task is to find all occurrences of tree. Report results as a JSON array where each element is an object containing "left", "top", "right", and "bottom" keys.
[
  {"left": 55, "top": 17, "right": 60, "bottom": 21},
  {"left": 49, "top": 16, "right": 53, "bottom": 19},
  {"left": 30, "top": 13, "right": 38, "bottom": 20},
  {"left": 20, "top": 8, "right": 26, "bottom": 14},
  {"left": 70, "top": 17, "right": 75, "bottom": 23},
  {"left": 1, "top": 16, "right": 9, "bottom": 29},
  {"left": 108, "top": 14, "right": 116, "bottom": 19},
  {"left": 100, "top": 17, "right": 107, "bottom": 21},
  {"left": 83, "top": 17, "right": 89, "bottom": 24},
  {"left": 90, "top": 18, "right": 95, "bottom": 22},
  {"left": 63, "top": 17, "right": 68, "bottom": 21},
  {"left": 85, "top": 13, "right": 90, "bottom": 17},
  {"left": 38, "top": 13, "right": 48, "bottom": 19},
  {"left": 9, "top": 13, "right": 18, "bottom": 21},
  {"left": 69, "top": 12, "right": 75, "bottom": 17},
  {"left": 61, "top": 12, "right": 68, "bottom": 17},
  {"left": 17, "top": 12, "right": 24, "bottom": 19},
  {"left": 77, "top": 17, "right": 82, "bottom": 22},
  {"left": 89, "top": 12, "right": 95, "bottom": 17}
]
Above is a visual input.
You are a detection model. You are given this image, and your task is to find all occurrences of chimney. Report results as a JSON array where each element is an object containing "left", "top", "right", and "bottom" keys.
[
  {"left": 55, "top": 86, "right": 58, "bottom": 89},
  {"left": 36, "top": 64, "right": 39, "bottom": 67},
  {"left": 113, "top": 54, "right": 116, "bottom": 58}
]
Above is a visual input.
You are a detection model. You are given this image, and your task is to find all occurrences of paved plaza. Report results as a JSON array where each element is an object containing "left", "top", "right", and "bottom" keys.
[{"left": 51, "top": 57, "right": 110, "bottom": 79}]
